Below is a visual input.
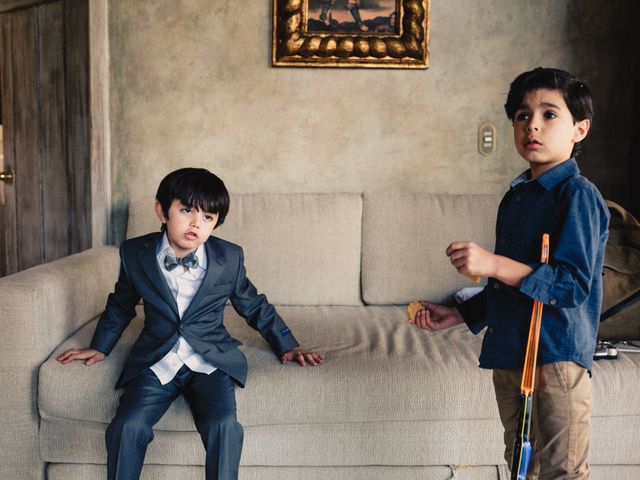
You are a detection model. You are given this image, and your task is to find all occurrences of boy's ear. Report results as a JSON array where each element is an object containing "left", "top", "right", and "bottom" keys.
[
  {"left": 573, "top": 118, "right": 590, "bottom": 144},
  {"left": 154, "top": 201, "right": 167, "bottom": 224}
]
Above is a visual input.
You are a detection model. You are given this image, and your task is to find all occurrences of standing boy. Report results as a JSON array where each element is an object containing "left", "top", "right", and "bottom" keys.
[
  {"left": 409, "top": 68, "right": 609, "bottom": 479},
  {"left": 57, "top": 167, "right": 324, "bottom": 480}
]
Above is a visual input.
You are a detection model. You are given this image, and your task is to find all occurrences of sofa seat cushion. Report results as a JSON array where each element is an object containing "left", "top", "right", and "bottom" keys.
[
  {"left": 39, "top": 306, "right": 640, "bottom": 467},
  {"left": 40, "top": 306, "right": 496, "bottom": 427},
  {"left": 40, "top": 306, "right": 640, "bottom": 427}
]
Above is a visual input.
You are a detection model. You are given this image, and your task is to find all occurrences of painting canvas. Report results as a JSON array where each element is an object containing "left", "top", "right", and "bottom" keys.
[
  {"left": 272, "top": 0, "right": 431, "bottom": 68},
  {"left": 307, "top": 0, "right": 398, "bottom": 34}
]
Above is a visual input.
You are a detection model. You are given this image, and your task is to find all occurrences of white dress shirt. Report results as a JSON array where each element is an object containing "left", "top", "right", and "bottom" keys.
[{"left": 150, "top": 234, "right": 217, "bottom": 385}]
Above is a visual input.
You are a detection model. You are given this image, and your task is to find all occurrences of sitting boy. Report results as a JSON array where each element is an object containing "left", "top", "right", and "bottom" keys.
[
  {"left": 57, "top": 167, "right": 324, "bottom": 480},
  {"left": 409, "top": 68, "right": 610, "bottom": 479}
]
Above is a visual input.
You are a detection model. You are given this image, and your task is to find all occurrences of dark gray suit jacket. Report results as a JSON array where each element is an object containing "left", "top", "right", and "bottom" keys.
[{"left": 90, "top": 232, "right": 299, "bottom": 388}]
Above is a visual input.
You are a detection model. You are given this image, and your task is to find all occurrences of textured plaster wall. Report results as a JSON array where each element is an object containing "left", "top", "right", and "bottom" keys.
[{"left": 108, "top": 0, "right": 639, "bottom": 241}]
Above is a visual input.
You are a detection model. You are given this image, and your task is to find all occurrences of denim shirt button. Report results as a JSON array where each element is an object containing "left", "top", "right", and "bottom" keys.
[{"left": 550, "top": 299, "right": 557, "bottom": 305}]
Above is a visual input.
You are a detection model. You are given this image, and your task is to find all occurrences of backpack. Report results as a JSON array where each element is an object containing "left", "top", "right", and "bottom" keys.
[{"left": 598, "top": 200, "right": 640, "bottom": 340}]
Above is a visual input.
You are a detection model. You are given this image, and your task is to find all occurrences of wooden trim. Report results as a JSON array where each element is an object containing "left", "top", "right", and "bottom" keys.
[
  {"left": 0, "top": 127, "right": 5, "bottom": 276},
  {"left": 89, "top": 0, "right": 111, "bottom": 247}
]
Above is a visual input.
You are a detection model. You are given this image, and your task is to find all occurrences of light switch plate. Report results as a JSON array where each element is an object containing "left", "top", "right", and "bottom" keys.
[{"left": 478, "top": 123, "right": 496, "bottom": 156}]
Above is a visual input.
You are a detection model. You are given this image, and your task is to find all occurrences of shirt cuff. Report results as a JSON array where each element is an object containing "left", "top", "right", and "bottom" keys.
[{"left": 519, "top": 263, "right": 554, "bottom": 305}]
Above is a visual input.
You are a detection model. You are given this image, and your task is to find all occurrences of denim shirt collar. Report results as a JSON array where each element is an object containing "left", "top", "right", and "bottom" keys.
[{"left": 510, "top": 158, "right": 580, "bottom": 191}]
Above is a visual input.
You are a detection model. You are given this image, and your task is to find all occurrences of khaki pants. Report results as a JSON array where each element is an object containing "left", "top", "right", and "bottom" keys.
[{"left": 493, "top": 362, "right": 592, "bottom": 479}]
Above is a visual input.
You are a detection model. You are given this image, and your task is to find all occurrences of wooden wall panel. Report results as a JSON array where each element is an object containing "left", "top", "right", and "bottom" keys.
[
  {"left": 64, "top": 0, "right": 90, "bottom": 253},
  {"left": 0, "top": 0, "right": 90, "bottom": 276},
  {"left": 11, "top": 8, "right": 42, "bottom": 270},
  {"left": 38, "top": 1, "right": 69, "bottom": 261},
  {"left": 0, "top": 17, "right": 14, "bottom": 275}
]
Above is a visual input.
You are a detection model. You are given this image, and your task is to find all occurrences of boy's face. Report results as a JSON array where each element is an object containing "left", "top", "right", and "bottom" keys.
[
  {"left": 512, "top": 88, "right": 590, "bottom": 178},
  {"left": 155, "top": 199, "right": 218, "bottom": 257}
]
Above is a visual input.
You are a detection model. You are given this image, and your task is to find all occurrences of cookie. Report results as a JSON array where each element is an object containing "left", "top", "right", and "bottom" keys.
[{"left": 407, "top": 301, "right": 424, "bottom": 322}]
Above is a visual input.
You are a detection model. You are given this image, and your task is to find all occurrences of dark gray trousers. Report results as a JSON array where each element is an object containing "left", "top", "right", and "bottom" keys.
[{"left": 106, "top": 366, "right": 243, "bottom": 480}]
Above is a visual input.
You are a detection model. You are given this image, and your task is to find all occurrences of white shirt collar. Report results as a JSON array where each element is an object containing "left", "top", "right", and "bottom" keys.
[{"left": 156, "top": 232, "right": 207, "bottom": 272}]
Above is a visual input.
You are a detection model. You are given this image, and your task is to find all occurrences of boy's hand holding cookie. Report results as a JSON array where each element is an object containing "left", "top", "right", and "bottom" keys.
[
  {"left": 407, "top": 301, "right": 425, "bottom": 323},
  {"left": 281, "top": 348, "right": 325, "bottom": 367},
  {"left": 407, "top": 301, "right": 464, "bottom": 331}
]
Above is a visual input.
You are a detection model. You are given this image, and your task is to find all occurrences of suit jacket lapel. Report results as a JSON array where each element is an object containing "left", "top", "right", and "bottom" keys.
[
  {"left": 139, "top": 233, "right": 180, "bottom": 318},
  {"left": 182, "top": 238, "right": 226, "bottom": 320}
]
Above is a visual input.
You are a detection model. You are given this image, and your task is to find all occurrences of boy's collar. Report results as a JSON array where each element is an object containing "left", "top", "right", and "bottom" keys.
[{"left": 511, "top": 158, "right": 579, "bottom": 191}]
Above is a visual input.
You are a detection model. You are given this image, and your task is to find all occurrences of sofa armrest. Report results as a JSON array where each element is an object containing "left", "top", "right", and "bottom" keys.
[{"left": 0, "top": 246, "right": 119, "bottom": 480}]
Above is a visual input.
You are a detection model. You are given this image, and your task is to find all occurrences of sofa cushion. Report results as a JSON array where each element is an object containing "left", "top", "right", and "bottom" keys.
[
  {"left": 40, "top": 306, "right": 493, "bottom": 428},
  {"left": 46, "top": 464, "right": 513, "bottom": 480},
  {"left": 39, "top": 306, "right": 640, "bottom": 468},
  {"left": 45, "top": 463, "right": 640, "bottom": 480},
  {"left": 40, "top": 415, "right": 508, "bottom": 467},
  {"left": 38, "top": 415, "right": 640, "bottom": 468},
  {"left": 362, "top": 193, "right": 502, "bottom": 305},
  {"left": 40, "top": 306, "right": 640, "bottom": 426},
  {"left": 126, "top": 194, "right": 363, "bottom": 306}
]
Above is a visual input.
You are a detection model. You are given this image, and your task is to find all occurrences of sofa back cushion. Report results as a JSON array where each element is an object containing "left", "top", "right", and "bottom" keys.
[
  {"left": 362, "top": 193, "right": 502, "bottom": 305},
  {"left": 127, "top": 193, "right": 363, "bottom": 305}
]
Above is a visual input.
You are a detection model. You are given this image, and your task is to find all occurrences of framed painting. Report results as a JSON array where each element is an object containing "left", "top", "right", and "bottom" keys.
[{"left": 272, "top": 0, "right": 431, "bottom": 68}]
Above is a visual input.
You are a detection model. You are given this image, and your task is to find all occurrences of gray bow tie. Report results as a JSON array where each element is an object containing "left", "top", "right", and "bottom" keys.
[{"left": 164, "top": 251, "right": 198, "bottom": 271}]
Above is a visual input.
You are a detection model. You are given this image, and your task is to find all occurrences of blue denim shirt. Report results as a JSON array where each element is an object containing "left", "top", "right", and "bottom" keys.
[{"left": 458, "top": 159, "right": 610, "bottom": 372}]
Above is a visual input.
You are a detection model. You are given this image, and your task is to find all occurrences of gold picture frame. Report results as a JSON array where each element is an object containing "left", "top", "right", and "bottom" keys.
[{"left": 272, "top": 0, "right": 431, "bottom": 69}]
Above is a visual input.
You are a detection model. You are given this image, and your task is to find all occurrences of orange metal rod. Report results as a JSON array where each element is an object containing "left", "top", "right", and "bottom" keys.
[{"left": 520, "top": 234, "right": 550, "bottom": 396}]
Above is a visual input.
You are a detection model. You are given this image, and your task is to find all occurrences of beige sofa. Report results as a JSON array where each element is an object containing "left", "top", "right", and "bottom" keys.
[{"left": 1, "top": 193, "right": 638, "bottom": 480}]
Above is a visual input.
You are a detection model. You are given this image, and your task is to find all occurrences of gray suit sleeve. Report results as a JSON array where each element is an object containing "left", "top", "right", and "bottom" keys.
[{"left": 90, "top": 244, "right": 141, "bottom": 355}]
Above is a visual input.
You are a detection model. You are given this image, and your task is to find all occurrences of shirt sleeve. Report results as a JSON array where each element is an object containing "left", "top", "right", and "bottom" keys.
[
  {"left": 519, "top": 185, "right": 609, "bottom": 308},
  {"left": 457, "top": 288, "right": 487, "bottom": 334}
]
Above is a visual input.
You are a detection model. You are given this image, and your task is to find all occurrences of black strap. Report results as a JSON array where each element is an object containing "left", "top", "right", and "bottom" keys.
[{"left": 600, "top": 289, "right": 640, "bottom": 322}]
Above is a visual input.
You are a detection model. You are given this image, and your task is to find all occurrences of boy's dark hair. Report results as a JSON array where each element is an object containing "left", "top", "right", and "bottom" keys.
[
  {"left": 504, "top": 67, "right": 593, "bottom": 156},
  {"left": 156, "top": 167, "right": 230, "bottom": 229}
]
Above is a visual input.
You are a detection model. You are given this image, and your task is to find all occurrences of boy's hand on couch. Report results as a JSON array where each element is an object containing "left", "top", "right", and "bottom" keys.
[
  {"left": 56, "top": 348, "right": 106, "bottom": 366},
  {"left": 281, "top": 348, "right": 324, "bottom": 367},
  {"left": 409, "top": 301, "right": 464, "bottom": 331}
]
